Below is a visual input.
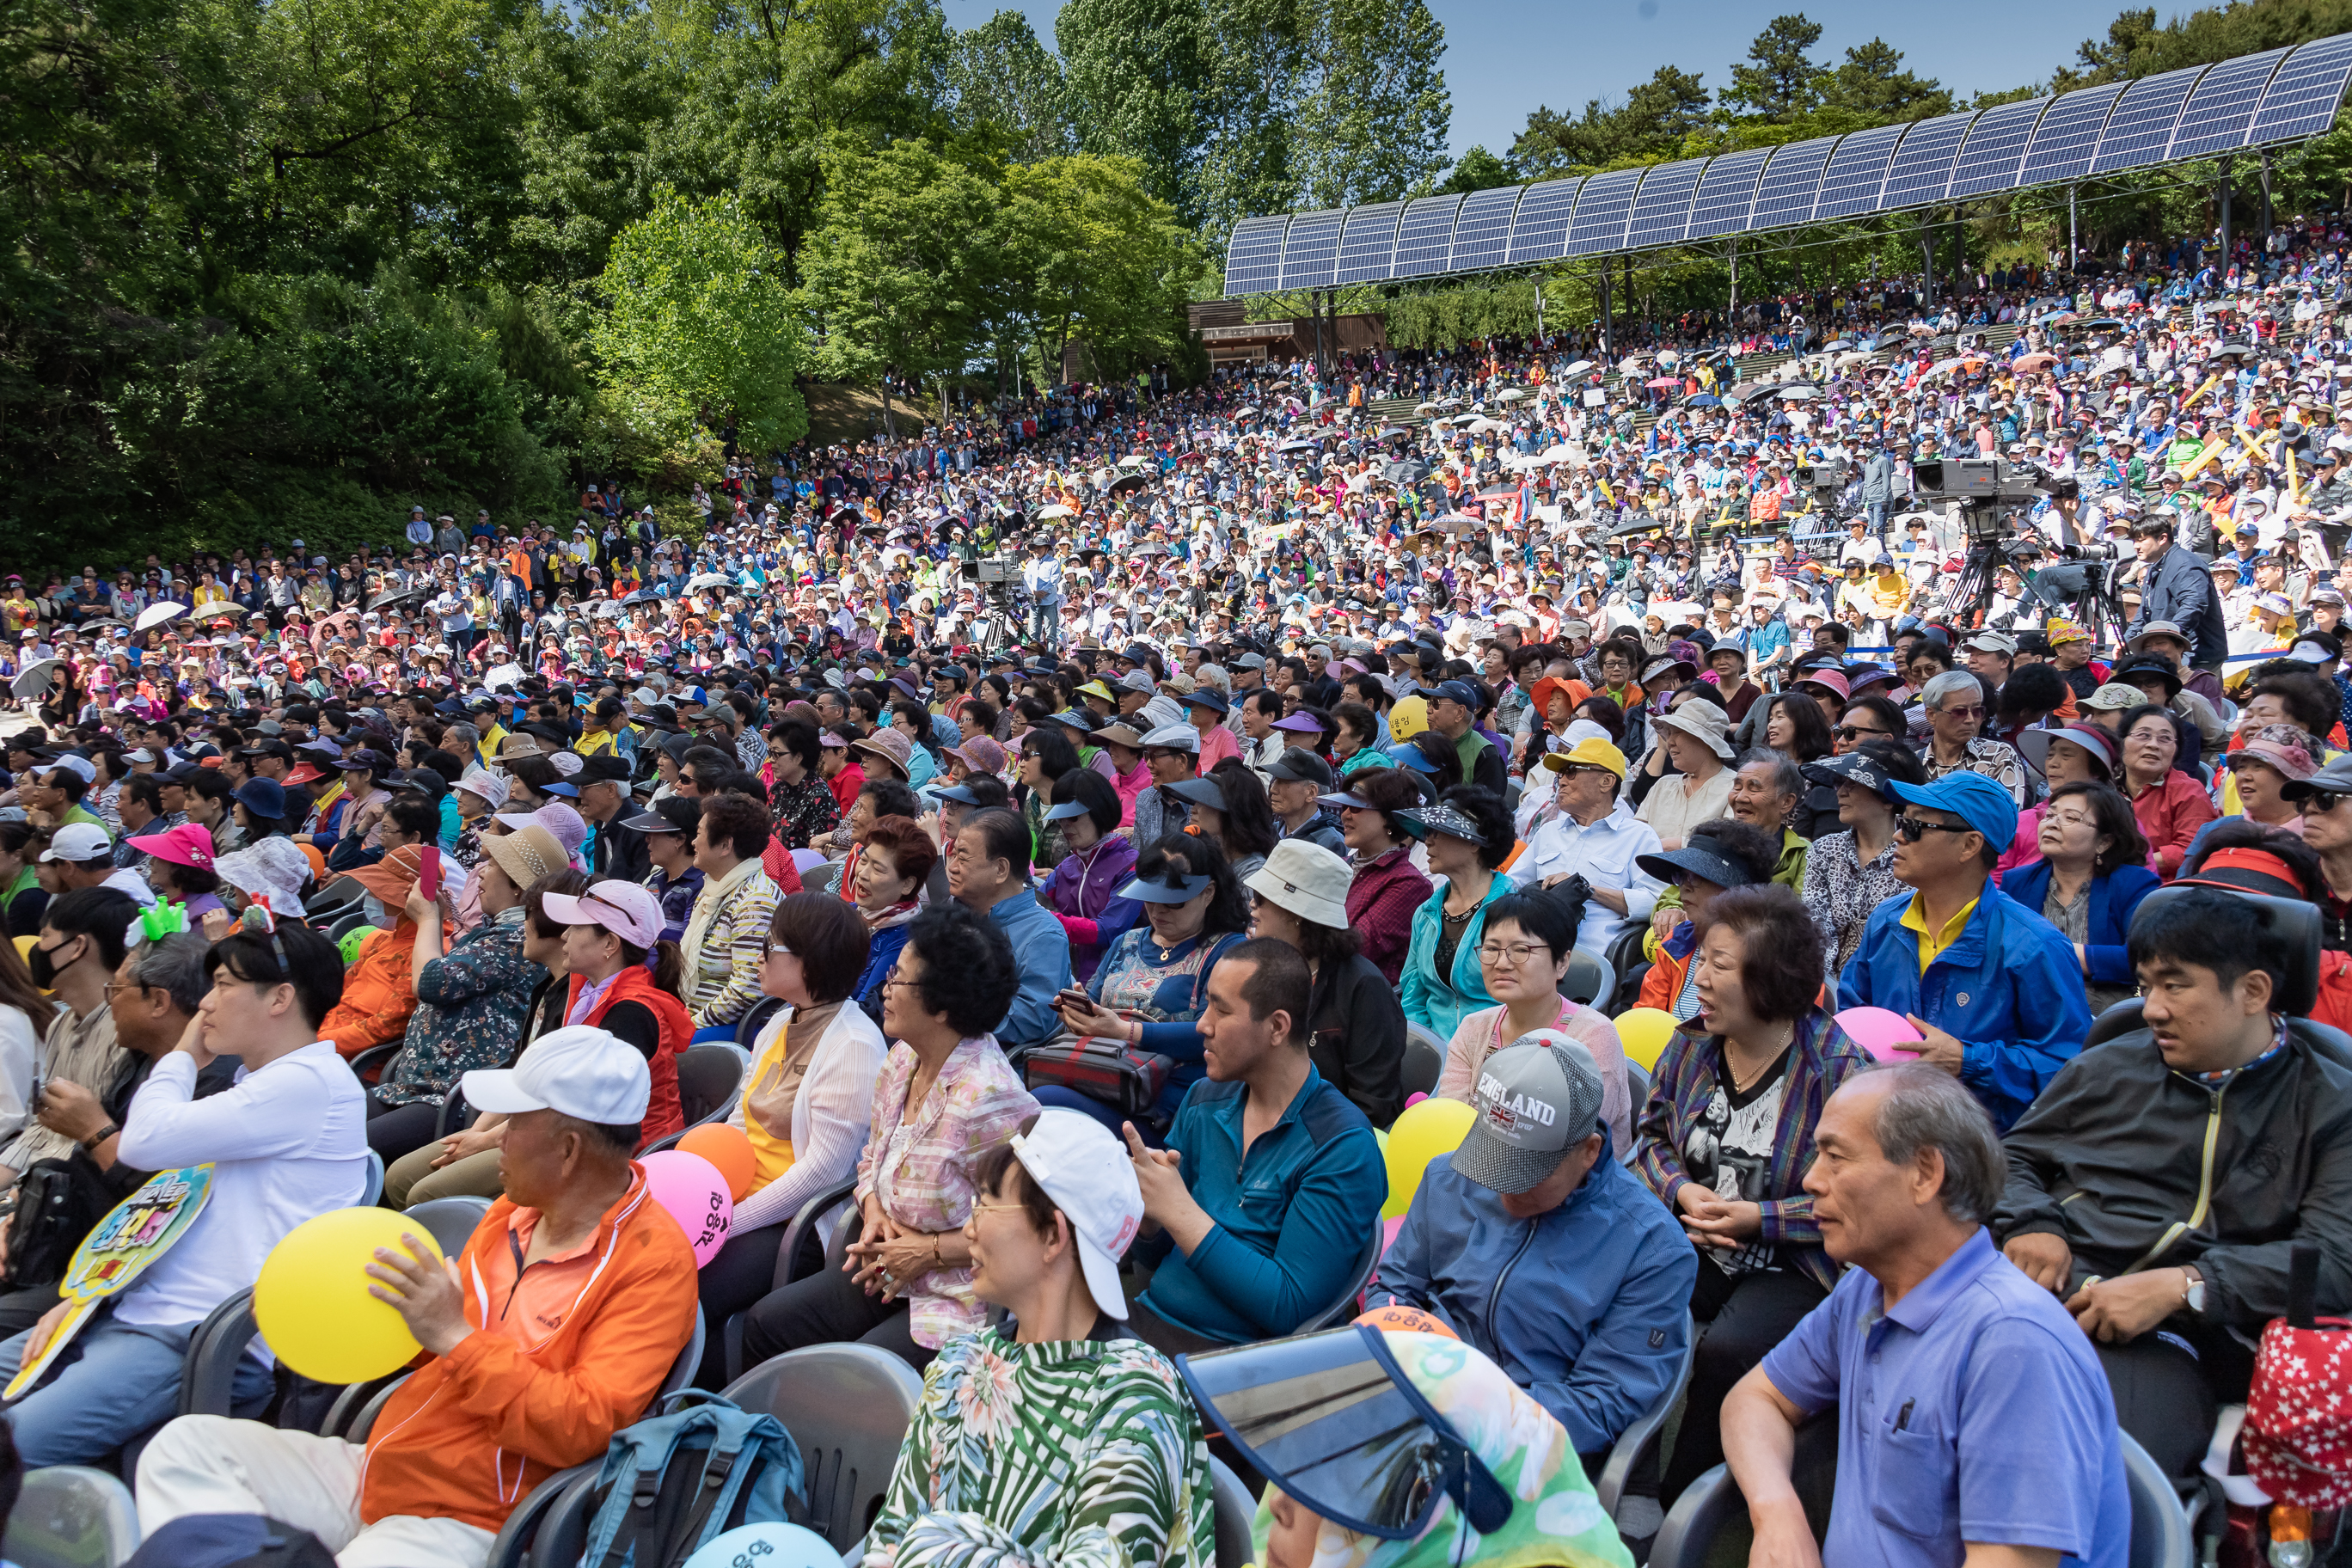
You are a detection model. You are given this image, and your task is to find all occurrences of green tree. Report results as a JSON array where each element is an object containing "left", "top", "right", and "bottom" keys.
[
  {"left": 799, "top": 143, "right": 995, "bottom": 436},
  {"left": 989, "top": 155, "right": 1191, "bottom": 381},
  {"left": 1057, "top": 0, "right": 1211, "bottom": 221},
  {"left": 1195, "top": 0, "right": 1301, "bottom": 234},
  {"left": 1820, "top": 40, "right": 1950, "bottom": 120},
  {"left": 1516, "top": 64, "right": 1709, "bottom": 174},
  {"left": 1437, "top": 145, "right": 1519, "bottom": 193},
  {"left": 592, "top": 188, "right": 807, "bottom": 455},
  {"left": 1722, "top": 14, "right": 1827, "bottom": 120},
  {"left": 1290, "top": 0, "right": 1449, "bottom": 210},
  {"left": 945, "top": 9, "right": 1074, "bottom": 163}
]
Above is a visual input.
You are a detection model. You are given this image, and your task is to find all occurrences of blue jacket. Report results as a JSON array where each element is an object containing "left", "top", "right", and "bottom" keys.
[
  {"left": 852, "top": 921, "right": 913, "bottom": 1028},
  {"left": 1837, "top": 884, "right": 2093, "bottom": 1131},
  {"left": 987, "top": 888, "right": 1073, "bottom": 1051},
  {"left": 2000, "top": 861, "right": 2160, "bottom": 987},
  {"left": 1367, "top": 1154, "right": 1696, "bottom": 1457},
  {"left": 1136, "top": 1065, "right": 1385, "bottom": 1344},
  {"left": 1400, "top": 874, "right": 1510, "bottom": 1039}
]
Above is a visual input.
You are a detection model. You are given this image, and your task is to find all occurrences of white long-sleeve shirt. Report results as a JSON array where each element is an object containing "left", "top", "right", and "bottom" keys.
[
  {"left": 727, "top": 1003, "right": 889, "bottom": 1234},
  {"left": 113, "top": 1040, "right": 367, "bottom": 1331},
  {"left": 1509, "top": 798, "right": 1665, "bottom": 954}
]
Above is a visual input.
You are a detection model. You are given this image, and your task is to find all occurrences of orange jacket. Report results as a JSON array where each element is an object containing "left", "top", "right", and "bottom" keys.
[
  {"left": 359, "top": 1167, "right": 698, "bottom": 1534},
  {"left": 320, "top": 921, "right": 420, "bottom": 1059}
]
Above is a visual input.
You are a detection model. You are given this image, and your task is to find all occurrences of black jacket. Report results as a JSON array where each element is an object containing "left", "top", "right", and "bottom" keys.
[
  {"left": 1994, "top": 1020, "right": 2352, "bottom": 1335},
  {"left": 1303, "top": 952, "right": 1407, "bottom": 1129},
  {"left": 591, "top": 818, "right": 651, "bottom": 885},
  {"left": 2128, "top": 542, "right": 2230, "bottom": 670}
]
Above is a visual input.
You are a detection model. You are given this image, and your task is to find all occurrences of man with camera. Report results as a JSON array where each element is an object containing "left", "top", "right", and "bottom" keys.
[{"left": 2125, "top": 512, "right": 2229, "bottom": 673}]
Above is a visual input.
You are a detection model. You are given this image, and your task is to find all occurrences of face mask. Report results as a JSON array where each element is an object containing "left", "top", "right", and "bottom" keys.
[{"left": 28, "top": 936, "right": 75, "bottom": 990}]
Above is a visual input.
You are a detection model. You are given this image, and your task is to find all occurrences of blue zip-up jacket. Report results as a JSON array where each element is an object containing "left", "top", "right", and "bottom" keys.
[
  {"left": 1135, "top": 1064, "right": 1385, "bottom": 1344},
  {"left": 986, "top": 887, "right": 1073, "bottom": 1051},
  {"left": 1400, "top": 874, "right": 1511, "bottom": 1039},
  {"left": 1836, "top": 884, "right": 2093, "bottom": 1131},
  {"left": 1367, "top": 1154, "right": 1696, "bottom": 1456},
  {"left": 1999, "top": 861, "right": 2160, "bottom": 987}
]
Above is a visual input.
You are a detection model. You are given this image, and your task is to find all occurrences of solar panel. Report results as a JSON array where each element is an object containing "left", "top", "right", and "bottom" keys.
[
  {"left": 1223, "top": 215, "right": 1288, "bottom": 296},
  {"left": 2247, "top": 33, "right": 2352, "bottom": 143},
  {"left": 1565, "top": 168, "right": 1645, "bottom": 254},
  {"left": 2092, "top": 65, "right": 2208, "bottom": 173},
  {"left": 1683, "top": 148, "right": 1771, "bottom": 240},
  {"left": 1746, "top": 136, "right": 1838, "bottom": 231},
  {"left": 1625, "top": 156, "right": 1707, "bottom": 248},
  {"left": 1881, "top": 110, "right": 1978, "bottom": 208},
  {"left": 1275, "top": 208, "right": 1343, "bottom": 290},
  {"left": 1332, "top": 202, "right": 1403, "bottom": 285},
  {"left": 2019, "top": 80, "right": 2126, "bottom": 186},
  {"left": 1392, "top": 193, "right": 1467, "bottom": 278},
  {"left": 1505, "top": 179, "right": 1583, "bottom": 264},
  {"left": 1449, "top": 185, "right": 1523, "bottom": 272},
  {"left": 1948, "top": 98, "right": 2048, "bottom": 198},
  {"left": 2170, "top": 48, "right": 2290, "bottom": 157},
  {"left": 1811, "top": 123, "right": 1907, "bottom": 221}
]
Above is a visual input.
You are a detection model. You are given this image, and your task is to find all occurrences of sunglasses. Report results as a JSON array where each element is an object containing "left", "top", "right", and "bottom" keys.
[
  {"left": 1895, "top": 816, "right": 1977, "bottom": 843},
  {"left": 2307, "top": 790, "right": 2350, "bottom": 815},
  {"left": 1934, "top": 703, "right": 1985, "bottom": 720},
  {"left": 1834, "top": 724, "right": 1890, "bottom": 741}
]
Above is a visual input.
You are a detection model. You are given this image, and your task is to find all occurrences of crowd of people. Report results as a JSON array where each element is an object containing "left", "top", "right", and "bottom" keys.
[{"left": 0, "top": 215, "right": 2343, "bottom": 1567}]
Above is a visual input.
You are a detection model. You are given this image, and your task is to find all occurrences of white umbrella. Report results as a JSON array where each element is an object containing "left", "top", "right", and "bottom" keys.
[
  {"left": 483, "top": 663, "right": 527, "bottom": 691},
  {"left": 1118, "top": 454, "right": 1150, "bottom": 468},
  {"left": 1232, "top": 406, "right": 1257, "bottom": 419},
  {"left": 134, "top": 601, "right": 187, "bottom": 632},
  {"left": 1466, "top": 417, "right": 1508, "bottom": 434},
  {"left": 1560, "top": 360, "right": 1596, "bottom": 378},
  {"left": 10, "top": 658, "right": 59, "bottom": 700},
  {"left": 1778, "top": 387, "right": 1821, "bottom": 401},
  {"left": 1413, "top": 401, "right": 1442, "bottom": 414},
  {"left": 1036, "top": 504, "right": 1074, "bottom": 519},
  {"left": 1496, "top": 388, "right": 1528, "bottom": 402}
]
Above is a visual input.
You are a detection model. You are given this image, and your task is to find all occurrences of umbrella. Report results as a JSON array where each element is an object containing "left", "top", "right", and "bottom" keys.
[
  {"left": 1496, "top": 388, "right": 1528, "bottom": 402},
  {"left": 484, "top": 663, "right": 527, "bottom": 691},
  {"left": 134, "top": 601, "right": 187, "bottom": 632},
  {"left": 1834, "top": 351, "right": 1876, "bottom": 369},
  {"left": 1464, "top": 417, "right": 1508, "bottom": 434},
  {"left": 1383, "top": 458, "right": 1431, "bottom": 485},
  {"left": 1778, "top": 386, "right": 1821, "bottom": 401},
  {"left": 1727, "top": 383, "right": 1769, "bottom": 402},
  {"left": 366, "top": 587, "right": 426, "bottom": 611},
  {"left": 1560, "top": 360, "right": 1596, "bottom": 378},
  {"left": 1108, "top": 472, "right": 1148, "bottom": 495},
  {"left": 1424, "top": 514, "right": 1484, "bottom": 535},
  {"left": 10, "top": 658, "right": 59, "bottom": 700},
  {"left": 1231, "top": 406, "right": 1257, "bottom": 419},
  {"left": 685, "top": 573, "right": 731, "bottom": 591},
  {"left": 1413, "top": 401, "right": 1442, "bottom": 414},
  {"left": 1684, "top": 394, "right": 1723, "bottom": 408},
  {"left": 1036, "top": 504, "right": 1074, "bottom": 519},
  {"left": 1277, "top": 438, "right": 1322, "bottom": 453},
  {"left": 622, "top": 590, "right": 659, "bottom": 605},
  {"left": 1118, "top": 454, "right": 1151, "bottom": 468}
]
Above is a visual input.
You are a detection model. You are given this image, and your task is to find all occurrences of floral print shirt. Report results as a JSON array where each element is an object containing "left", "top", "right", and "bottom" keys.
[
  {"left": 866, "top": 1326, "right": 1212, "bottom": 1568},
  {"left": 377, "top": 905, "right": 537, "bottom": 1107},
  {"left": 770, "top": 770, "right": 842, "bottom": 850},
  {"left": 856, "top": 1035, "right": 1038, "bottom": 1348}
]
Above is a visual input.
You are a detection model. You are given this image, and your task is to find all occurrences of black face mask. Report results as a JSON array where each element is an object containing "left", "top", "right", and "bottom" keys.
[{"left": 27, "top": 936, "right": 76, "bottom": 991}]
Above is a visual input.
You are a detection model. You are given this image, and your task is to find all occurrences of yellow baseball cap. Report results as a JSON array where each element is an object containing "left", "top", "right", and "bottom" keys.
[{"left": 1540, "top": 736, "right": 1629, "bottom": 781}]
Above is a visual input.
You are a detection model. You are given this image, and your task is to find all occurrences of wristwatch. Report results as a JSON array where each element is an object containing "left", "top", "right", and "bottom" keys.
[
  {"left": 2182, "top": 1264, "right": 2206, "bottom": 1314},
  {"left": 81, "top": 1122, "right": 119, "bottom": 1152}
]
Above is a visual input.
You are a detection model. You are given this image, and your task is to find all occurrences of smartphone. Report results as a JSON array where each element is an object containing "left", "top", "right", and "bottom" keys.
[
  {"left": 1054, "top": 988, "right": 1092, "bottom": 1010},
  {"left": 417, "top": 846, "right": 442, "bottom": 901}
]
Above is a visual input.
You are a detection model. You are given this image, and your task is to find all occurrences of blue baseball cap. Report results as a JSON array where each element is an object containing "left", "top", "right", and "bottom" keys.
[{"left": 1889, "top": 772, "right": 2017, "bottom": 850}]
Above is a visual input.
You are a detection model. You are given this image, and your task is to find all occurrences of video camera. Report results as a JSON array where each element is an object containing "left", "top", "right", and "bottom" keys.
[{"left": 961, "top": 559, "right": 1016, "bottom": 586}]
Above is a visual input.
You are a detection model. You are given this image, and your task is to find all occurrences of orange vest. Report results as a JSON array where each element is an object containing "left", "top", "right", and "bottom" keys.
[{"left": 567, "top": 967, "right": 692, "bottom": 1144}]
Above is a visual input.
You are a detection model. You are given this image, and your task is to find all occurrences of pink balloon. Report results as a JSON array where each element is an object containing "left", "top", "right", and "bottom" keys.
[
  {"left": 641, "top": 1148, "right": 734, "bottom": 1267},
  {"left": 1836, "top": 1006, "right": 1925, "bottom": 1061}
]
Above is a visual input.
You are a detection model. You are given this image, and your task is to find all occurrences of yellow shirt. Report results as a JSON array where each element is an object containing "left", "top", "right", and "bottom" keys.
[
  {"left": 1900, "top": 892, "right": 1981, "bottom": 973},
  {"left": 573, "top": 728, "right": 617, "bottom": 758}
]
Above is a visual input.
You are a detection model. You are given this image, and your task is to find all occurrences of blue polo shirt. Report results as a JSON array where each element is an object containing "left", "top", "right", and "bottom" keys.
[
  {"left": 1760, "top": 1228, "right": 2127, "bottom": 1568},
  {"left": 1136, "top": 1065, "right": 1385, "bottom": 1344}
]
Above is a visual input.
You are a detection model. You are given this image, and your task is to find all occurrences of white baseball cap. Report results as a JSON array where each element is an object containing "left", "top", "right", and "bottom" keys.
[
  {"left": 40, "top": 822, "right": 113, "bottom": 863},
  {"left": 540, "top": 881, "right": 665, "bottom": 950},
  {"left": 1007, "top": 1110, "right": 1144, "bottom": 1320},
  {"left": 462, "top": 1024, "right": 651, "bottom": 1125}
]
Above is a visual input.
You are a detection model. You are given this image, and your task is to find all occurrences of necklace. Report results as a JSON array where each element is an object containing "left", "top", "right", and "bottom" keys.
[{"left": 1724, "top": 1020, "right": 1797, "bottom": 1093}]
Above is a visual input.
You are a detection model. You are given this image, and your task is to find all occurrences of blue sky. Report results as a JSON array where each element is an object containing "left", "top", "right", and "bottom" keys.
[{"left": 950, "top": 0, "right": 2136, "bottom": 160}]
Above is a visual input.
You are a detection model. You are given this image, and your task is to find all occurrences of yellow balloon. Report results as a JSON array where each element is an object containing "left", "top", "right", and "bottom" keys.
[
  {"left": 1615, "top": 1008, "right": 1679, "bottom": 1074},
  {"left": 254, "top": 1206, "right": 445, "bottom": 1384},
  {"left": 1381, "top": 1098, "right": 1476, "bottom": 1220}
]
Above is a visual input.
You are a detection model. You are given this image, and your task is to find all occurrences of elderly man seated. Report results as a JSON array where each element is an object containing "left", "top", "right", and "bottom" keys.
[
  {"left": 1508, "top": 736, "right": 1661, "bottom": 954},
  {"left": 1995, "top": 887, "right": 2352, "bottom": 1484},
  {"left": 0, "top": 917, "right": 365, "bottom": 1466},
  {"left": 1366, "top": 1037, "right": 1694, "bottom": 1460},
  {"left": 137, "top": 1025, "right": 700, "bottom": 1567}
]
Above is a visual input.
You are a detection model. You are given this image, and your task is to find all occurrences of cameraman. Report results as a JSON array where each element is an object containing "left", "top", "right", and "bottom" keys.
[{"left": 2125, "top": 513, "right": 2228, "bottom": 674}]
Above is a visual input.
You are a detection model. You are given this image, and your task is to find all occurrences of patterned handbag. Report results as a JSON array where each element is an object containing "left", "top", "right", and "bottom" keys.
[{"left": 2244, "top": 1245, "right": 2352, "bottom": 1507}]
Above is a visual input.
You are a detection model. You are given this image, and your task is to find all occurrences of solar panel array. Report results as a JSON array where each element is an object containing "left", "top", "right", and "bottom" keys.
[{"left": 1225, "top": 34, "right": 2352, "bottom": 295}]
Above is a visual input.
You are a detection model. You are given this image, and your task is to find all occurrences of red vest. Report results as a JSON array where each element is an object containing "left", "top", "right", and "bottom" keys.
[{"left": 567, "top": 966, "right": 692, "bottom": 1144}]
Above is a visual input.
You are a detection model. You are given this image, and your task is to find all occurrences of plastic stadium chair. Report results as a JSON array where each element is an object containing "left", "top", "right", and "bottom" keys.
[
  {"left": 1210, "top": 1456, "right": 1258, "bottom": 1568},
  {"left": 403, "top": 1195, "right": 493, "bottom": 1257},
  {"left": 179, "top": 1289, "right": 262, "bottom": 1418},
  {"left": 640, "top": 1044, "right": 747, "bottom": 1154},
  {"left": 340, "top": 1373, "right": 412, "bottom": 1444},
  {"left": 1562, "top": 949, "right": 1614, "bottom": 1011},
  {"left": 1620, "top": 1061, "right": 1652, "bottom": 1165},
  {"left": 1593, "top": 1314, "right": 1694, "bottom": 1524},
  {"left": 725, "top": 1343, "right": 926, "bottom": 1550},
  {"left": 1299, "top": 1228, "right": 1385, "bottom": 1332},
  {"left": 360, "top": 1148, "right": 385, "bottom": 1207},
  {"left": 2122, "top": 1430, "right": 2194, "bottom": 1568},
  {"left": 735, "top": 995, "right": 786, "bottom": 1050},
  {"left": 3, "top": 1467, "right": 140, "bottom": 1568},
  {"left": 1400, "top": 1026, "right": 1445, "bottom": 1099},
  {"left": 791, "top": 848, "right": 832, "bottom": 878},
  {"left": 725, "top": 1178, "right": 859, "bottom": 1383},
  {"left": 483, "top": 1461, "right": 598, "bottom": 1568}
]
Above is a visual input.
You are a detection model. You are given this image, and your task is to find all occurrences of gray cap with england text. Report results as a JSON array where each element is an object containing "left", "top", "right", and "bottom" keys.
[{"left": 1448, "top": 1038, "right": 1606, "bottom": 1195}]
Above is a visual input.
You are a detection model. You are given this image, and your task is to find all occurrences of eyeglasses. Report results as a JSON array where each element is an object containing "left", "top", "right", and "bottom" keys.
[
  {"left": 967, "top": 1197, "right": 1026, "bottom": 1222},
  {"left": 1933, "top": 703, "right": 1985, "bottom": 720},
  {"left": 1895, "top": 816, "right": 1977, "bottom": 843},
  {"left": 758, "top": 940, "right": 796, "bottom": 961},
  {"left": 101, "top": 979, "right": 147, "bottom": 1000},
  {"left": 2309, "top": 790, "right": 2350, "bottom": 815},
  {"left": 1834, "top": 725, "right": 1890, "bottom": 741},
  {"left": 1475, "top": 940, "right": 1551, "bottom": 967}
]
